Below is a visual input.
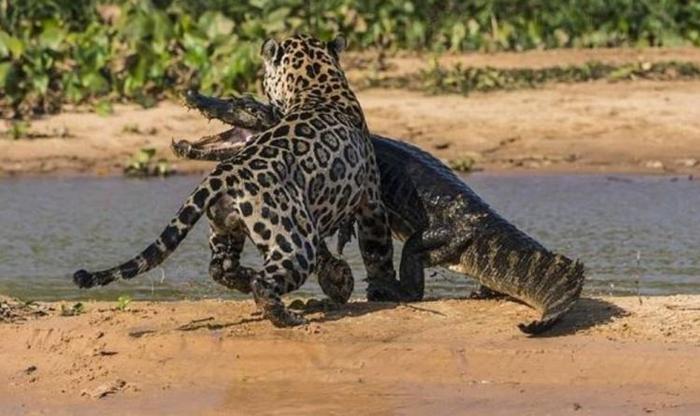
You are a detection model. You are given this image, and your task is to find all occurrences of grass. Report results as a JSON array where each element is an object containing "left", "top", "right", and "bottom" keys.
[{"left": 364, "top": 60, "right": 700, "bottom": 95}]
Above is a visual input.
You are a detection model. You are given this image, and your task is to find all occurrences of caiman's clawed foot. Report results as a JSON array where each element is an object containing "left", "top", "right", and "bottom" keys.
[{"left": 366, "top": 279, "right": 405, "bottom": 302}]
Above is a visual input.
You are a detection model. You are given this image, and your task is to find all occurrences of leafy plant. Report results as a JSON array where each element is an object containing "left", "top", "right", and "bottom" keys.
[
  {"left": 116, "top": 295, "right": 132, "bottom": 311},
  {"left": 369, "top": 60, "right": 700, "bottom": 95},
  {"left": 6, "top": 120, "right": 29, "bottom": 139},
  {"left": 124, "top": 147, "right": 173, "bottom": 177},
  {"left": 1, "top": 1, "right": 700, "bottom": 118}
]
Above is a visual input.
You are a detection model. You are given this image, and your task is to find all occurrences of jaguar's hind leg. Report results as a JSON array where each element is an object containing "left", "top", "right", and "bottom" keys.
[
  {"left": 355, "top": 194, "right": 402, "bottom": 302},
  {"left": 316, "top": 243, "right": 354, "bottom": 304},
  {"left": 239, "top": 201, "right": 319, "bottom": 327},
  {"left": 208, "top": 225, "right": 257, "bottom": 294},
  {"left": 250, "top": 240, "right": 317, "bottom": 327}
]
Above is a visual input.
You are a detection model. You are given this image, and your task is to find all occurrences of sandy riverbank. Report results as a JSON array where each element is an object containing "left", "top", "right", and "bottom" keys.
[
  {"left": 1, "top": 295, "right": 699, "bottom": 415},
  {"left": 2, "top": 48, "right": 700, "bottom": 177}
]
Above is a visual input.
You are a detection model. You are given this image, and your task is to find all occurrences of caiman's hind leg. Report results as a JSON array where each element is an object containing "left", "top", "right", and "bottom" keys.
[
  {"left": 398, "top": 228, "right": 455, "bottom": 301},
  {"left": 208, "top": 225, "right": 257, "bottom": 294},
  {"left": 396, "top": 234, "right": 426, "bottom": 302}
]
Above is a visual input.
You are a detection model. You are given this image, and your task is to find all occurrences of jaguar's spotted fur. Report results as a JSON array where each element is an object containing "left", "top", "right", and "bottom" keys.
[{"left": 73, "top": 34, "right": 402, "bottom": 327}]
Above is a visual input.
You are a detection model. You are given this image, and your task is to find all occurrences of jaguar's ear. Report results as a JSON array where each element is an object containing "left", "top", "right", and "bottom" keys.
[
  {"left": 261, "top": 38, "right": 279, "bottom": 62},
  {"left": 327, "top": 35, "right": 346, "bottom": 57}
]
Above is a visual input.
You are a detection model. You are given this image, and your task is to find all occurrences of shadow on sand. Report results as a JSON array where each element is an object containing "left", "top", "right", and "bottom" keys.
[
  {"left": 530, "top": 297, "right": 629, "bottom": 337},
  {"left": 172, "top": 296, "right": 626, "bottom": 337},
  {"left": 305, "top": 295, "right": 627, "bottom": 337}
]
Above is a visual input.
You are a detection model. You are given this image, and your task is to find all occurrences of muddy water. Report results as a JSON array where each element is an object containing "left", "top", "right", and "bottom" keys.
[{"left": 1, "top": 174, "right": 698, "bottom": 301}]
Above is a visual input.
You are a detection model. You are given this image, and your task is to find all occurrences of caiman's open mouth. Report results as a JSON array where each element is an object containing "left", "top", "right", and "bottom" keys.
[
  {"left": 171, "top": 126, "right": 254, "bottom": 160},
  {"left": 172, "top": 90, "right": 263, "bottom": 160}
]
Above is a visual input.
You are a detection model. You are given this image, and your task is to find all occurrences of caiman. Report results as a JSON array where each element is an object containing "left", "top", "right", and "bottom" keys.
[{"left": 173, "top": 90, "right": 585, "bottom": 334}]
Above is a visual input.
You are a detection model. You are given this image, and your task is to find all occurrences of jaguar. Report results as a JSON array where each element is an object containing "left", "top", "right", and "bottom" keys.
[{"left": 73, "top": 34, "right": 406, "bottom": 327}]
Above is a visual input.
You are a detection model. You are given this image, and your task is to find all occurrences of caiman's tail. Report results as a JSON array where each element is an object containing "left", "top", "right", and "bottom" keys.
[
  {"left": 73, "top": 178, "right": 219, "bottom": 288},
  {"left": 460, "top": 216, "right": 585, "bottom": 335}
]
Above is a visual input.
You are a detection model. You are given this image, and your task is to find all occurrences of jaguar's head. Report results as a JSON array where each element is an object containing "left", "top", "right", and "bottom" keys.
[{"left": 261, "top": 34, "right": 348, "bottom": 113}]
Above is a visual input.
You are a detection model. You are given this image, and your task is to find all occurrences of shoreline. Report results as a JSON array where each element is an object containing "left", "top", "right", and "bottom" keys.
[
  {"left": 1, "top": 295, "right": 699, "bottom": 415},
  {"left": 2, "top": 57, "right": 700, "bottom": 179}
]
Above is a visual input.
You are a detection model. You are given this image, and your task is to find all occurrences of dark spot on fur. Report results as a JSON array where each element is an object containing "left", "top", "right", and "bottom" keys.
[
  {"left": 257, "top": 172, "right": 272, "bottom": 187},
  {"left": 281, "top": 217, "right": 293, "bottom": 232},
  {"left": 209, "top": 178, "right": 222, "bottom": 191},
  {"left": 273, "top": 125, "right": 290, "bottom": 138},
  {"left": 250, "top": 159, "right": 268, "bottom": 170},
  {"left": 119, "top": 260, "right": 139, "bottom": 277},
  {"left": 179, "top": 205, "right": 198, "bottom": 226},
  {"left": 262, "top": 192, "right": 278, "bottom": 209},
  {"left": 244, "top": 182, "right": 260, "bottom": 196},
  {"left": 240, "top": 168, "right": 253, "bottom": 180},
  {"left": 193, "top": 188, "right": 210, "bottom": 207},
  {"left": 281, "top": 259, "right": 294, "bottom": 270},
  {"left": 260, "top": 147, "right": 279, "bottom": 158},
  {"left": 294, "top": 123, "right": 314, "bottom": 139},
  {"left": 161, "top": 225, "right": 180, "bottom": 250},
  {"left": 239, "top": 202, "right": 253, "bottom": 216},
  {"left": 276, "top": 234, "right": 293, "bottom": 253},
  {"left": 330, "top": 158, "right": 347, "bottom": 181},
  {"left": 291, "top": 232, "right": 302, "bottom": 247},
  {"left": 295, "top": 254, "right": 309, "bottom": 270}
]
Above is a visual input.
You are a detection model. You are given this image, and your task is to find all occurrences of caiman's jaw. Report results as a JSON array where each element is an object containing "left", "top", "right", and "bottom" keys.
[
  {"left": 184, "top": 89, "right": 237, "bottom": 124},
  {"left": 175, "top": 89, "right": 267, "bottom": 160},
  {"left": 171, "top": 127, "right": 254, "bottom": 160}
]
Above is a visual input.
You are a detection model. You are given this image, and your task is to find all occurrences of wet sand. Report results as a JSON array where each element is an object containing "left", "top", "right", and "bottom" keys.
[{"left": 1, "top": 295, "right": 699, "bottom": 415}]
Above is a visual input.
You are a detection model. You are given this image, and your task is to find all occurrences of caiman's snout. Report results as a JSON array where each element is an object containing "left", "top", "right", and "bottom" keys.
[{"left": 171, "top": 139, "right": 193, "bottom": 158}]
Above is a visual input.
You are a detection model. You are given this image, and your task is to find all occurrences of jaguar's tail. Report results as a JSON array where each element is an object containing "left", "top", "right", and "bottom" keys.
[{"left": 73, "top": 177, "right": 221, "bottom": 288}]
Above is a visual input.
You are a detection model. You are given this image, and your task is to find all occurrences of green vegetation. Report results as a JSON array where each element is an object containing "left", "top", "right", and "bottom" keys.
[
  {"left": 369, "top": 60, "right": 700, "bottom": 95},
  {"left": 2, "top": 0, "right": 700, "bottom": 118},
  {"left": 449, "top": 155, "right": 476, "bottom": 173},
  {"left": 123, "top": 147, "right": 173, "bottom": 177},
  {"left": 116, "top": 295, "right": 132, "bottom": 311}
]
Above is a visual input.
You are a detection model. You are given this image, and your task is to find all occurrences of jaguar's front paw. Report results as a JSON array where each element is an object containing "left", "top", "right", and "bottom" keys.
[
  {"left": 209, "top": 260, "right": 253, "bottom": 293},
  {"left": 318, "top": 259, "right": 354, "bottom": 304}
]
